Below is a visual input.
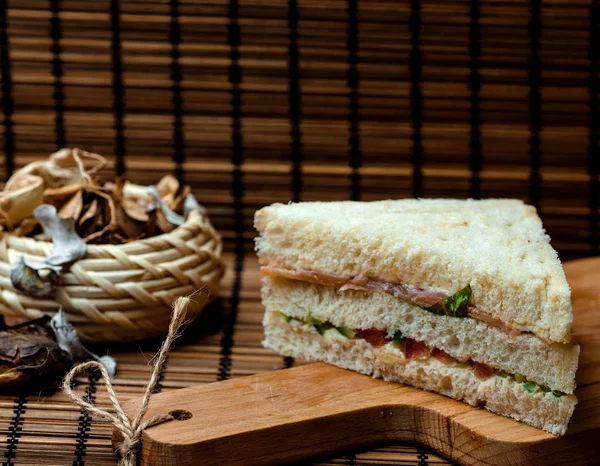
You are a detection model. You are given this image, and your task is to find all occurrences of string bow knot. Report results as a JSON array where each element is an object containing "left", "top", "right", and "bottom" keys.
[{"left": 63, "top": 296, "right": 190, "bottom": 466}]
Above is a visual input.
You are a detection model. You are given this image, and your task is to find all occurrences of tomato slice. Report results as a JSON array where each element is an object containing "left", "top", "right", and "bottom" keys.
[
  {"left": 355, "top": 329, "right": 388, "bottom": 348},
  {"left": 404, "top": 338, "right": 430, "bottom": 360},
  {"left": 472, "top": 361, "right": 495, "bottom": 380},
  {"left": 431, "top": 347, "right": 455, "bottom": 365}
]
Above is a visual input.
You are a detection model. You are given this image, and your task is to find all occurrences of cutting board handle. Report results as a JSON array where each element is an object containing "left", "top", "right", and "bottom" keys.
[{"left": 116, "top": 362, "right": 561, "bottom": 466}]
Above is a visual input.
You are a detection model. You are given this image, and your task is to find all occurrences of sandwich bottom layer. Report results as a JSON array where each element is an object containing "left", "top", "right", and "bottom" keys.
[{"left": 262, "top": 311, "right": 577, "bottom": 436}]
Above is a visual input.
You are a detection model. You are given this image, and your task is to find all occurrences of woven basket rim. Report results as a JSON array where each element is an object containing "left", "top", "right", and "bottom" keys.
[
  {"left": 1, "top": 208, "right": 206, "bottom": 253},
  {"left": 0, "top": 207, "right": 224, "bottom": 343}
]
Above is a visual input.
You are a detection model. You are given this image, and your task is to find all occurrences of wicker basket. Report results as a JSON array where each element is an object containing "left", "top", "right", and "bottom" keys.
[{"left": 0, "top": 209, "right": 225, "bottom": 342}]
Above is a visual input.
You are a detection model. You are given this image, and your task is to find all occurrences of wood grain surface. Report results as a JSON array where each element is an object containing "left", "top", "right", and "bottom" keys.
[{"left": 117, "top": 257, "right": 600, "bottom": 466}]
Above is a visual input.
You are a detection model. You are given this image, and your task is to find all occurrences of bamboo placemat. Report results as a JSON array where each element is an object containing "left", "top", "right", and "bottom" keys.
[
  {"left": 0, "top": 0, "right": 599, "bottom": 261},
  {"left": 0, "top": 252, "right": 453, "bottom": 466}
]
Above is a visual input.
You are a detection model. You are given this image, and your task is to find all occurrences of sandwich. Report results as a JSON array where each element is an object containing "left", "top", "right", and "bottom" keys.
[{"left": 255, "top": 199, "right": 579, "bottom": 435}]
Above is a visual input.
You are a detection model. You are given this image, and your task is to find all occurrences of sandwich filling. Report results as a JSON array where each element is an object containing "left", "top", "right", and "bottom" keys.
[
  {"left": 261, "top": 265, "right": 549, "bottom": 343},
  {"left": 278, "top": 311, "right": 566, "bottom": 398}
]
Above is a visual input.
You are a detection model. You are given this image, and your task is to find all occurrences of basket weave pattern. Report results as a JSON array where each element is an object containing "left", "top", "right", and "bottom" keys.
[{"left": 0, "top": 210, "right": 225, "bottom": 342}]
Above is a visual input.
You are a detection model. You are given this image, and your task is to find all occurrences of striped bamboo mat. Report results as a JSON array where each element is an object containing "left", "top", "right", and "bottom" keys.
[
  {"left": 0, "top": 252, "right": 453, "bottom": 466},
  {"left": 1, "top": 0, "right": 599, "bottom": 260}
]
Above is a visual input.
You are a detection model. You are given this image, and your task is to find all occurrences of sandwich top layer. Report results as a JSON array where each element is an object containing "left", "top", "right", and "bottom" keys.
[{"left": 255, "top": 199, "right": 573, "bottom": 343}]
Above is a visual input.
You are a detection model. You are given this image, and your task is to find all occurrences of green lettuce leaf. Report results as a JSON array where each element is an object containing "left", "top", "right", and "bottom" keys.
[
  {"left": 523, "top": 381, "right": 539, "bottom": 393},
  {"left": 306, "top": 314, "right": 322, "bottom": 326},
  {"left": 392, "top": 331, "right": 405, "bottom": 342},
  {"left": 315, "top": 322, "right": 333, "bottom": 335},
  {"left": 306, "top": 314, "right": 333, "bottom": 334},
  {"left": 424, "top": 284, "right": 472, "bottom": 318},
  {"left": 336, "top": 326, "right": 355, "bottom": 339},
  {"left": 392, "top": 330, "right": 405, "bottom": 349}
]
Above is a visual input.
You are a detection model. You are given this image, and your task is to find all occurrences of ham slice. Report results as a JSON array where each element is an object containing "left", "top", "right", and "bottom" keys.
[
  {"left": 261, "top": 265, "right": 446, "bottom": 307},
  {"left": 467, "top": 306, "right": 528, "bottom": 339},
  {"left": 261, "top": 266, "right": 350, "bottom": 287},
  {"left": 261, "top": 265, "right": 534, "bottom": 340},
  {"left": 340, "top": 277, "right": 447, "bottom": 307}
]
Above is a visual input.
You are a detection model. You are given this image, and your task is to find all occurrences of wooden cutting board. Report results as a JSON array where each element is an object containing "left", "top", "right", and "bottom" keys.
[{"left": 117, "top": 257, "right": 600, "bottom": 465}]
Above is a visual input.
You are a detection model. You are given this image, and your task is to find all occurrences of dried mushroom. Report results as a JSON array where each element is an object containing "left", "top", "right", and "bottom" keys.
[
  {"left": 1, "top": 148, "right": 204, "bottom": 298},
  {"left": 0, "top": 174, "right": 45, "bottom": 228},
  {"left": 5, "top": 147, "right": 105, "bottom": 192},
  {"left": 0, "top": 311, "right": 116, "bottom": 390},
  {"left": 10, "top": 257, "right": 61, "bottom": 299},
  {"left": 51, "top": 309, "right": 116, "bottom": 378},
  {"left": 0, "top": 315, "right": 70, "bottom": 389},
  {"left": 10, "top": 205, "right": 87, "bottom": 298}
]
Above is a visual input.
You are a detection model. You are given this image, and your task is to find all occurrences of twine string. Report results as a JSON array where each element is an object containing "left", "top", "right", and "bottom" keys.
[{"left": 62, "top": 296, "right": 190, "bottom": 466}]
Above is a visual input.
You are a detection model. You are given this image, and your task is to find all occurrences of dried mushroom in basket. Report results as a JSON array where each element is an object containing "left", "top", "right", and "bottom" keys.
[
  {"left": 10, "top": 205, "right": 87, "bottom": 298},
  {"left": 3, "top": 149, "right": 204, "bottom": 297}
]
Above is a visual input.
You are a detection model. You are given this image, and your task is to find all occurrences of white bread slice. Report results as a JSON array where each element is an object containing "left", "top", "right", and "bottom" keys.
[
  {"left": 255, "top": 199, "right": 573, "bottom": 343},
  {"left": 262, "top": 276, "right": 579, "bottom": 394},
  {"left": 263, "top": 310, "right": 577, "bottom": 436}
]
